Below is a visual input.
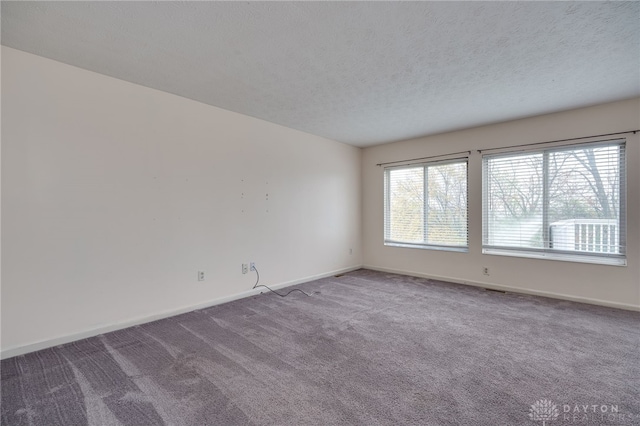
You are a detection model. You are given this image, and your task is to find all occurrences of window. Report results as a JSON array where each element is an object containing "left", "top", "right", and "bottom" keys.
[
  {"left": 482, "top": 140, "right": 626, "bottom": 265},
  {"left": 384, "top": 159, "right": 468, "bottom": 251}
]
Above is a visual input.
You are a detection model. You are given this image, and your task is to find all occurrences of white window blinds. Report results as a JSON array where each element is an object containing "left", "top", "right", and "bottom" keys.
[
  {"left": 482, "top": 140, "right": 626, "bottom": 265},
  {"left": 384, "top": 159, "right": 468, "bottom": 250}
]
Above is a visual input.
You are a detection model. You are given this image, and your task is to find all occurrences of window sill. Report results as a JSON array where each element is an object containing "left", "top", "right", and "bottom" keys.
[
  {"left": 482, "top": 248, "right": 626, "bottom": 266},
  {"left": 385, "top": 242, "right": 468, "bottom": 253}
]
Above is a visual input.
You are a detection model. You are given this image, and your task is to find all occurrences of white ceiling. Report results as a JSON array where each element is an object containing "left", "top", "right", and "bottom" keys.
[{"left": 2, "top": 2, "right": 639, "bottom": 147}]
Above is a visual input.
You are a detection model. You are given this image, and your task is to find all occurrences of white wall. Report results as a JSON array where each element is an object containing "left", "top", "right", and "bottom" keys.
[
  {"left": 1, "top": 47, "right": 362, "bottom": 356},
  {"left": 363, "top": 98, "right": 640, "bottom": 310}
]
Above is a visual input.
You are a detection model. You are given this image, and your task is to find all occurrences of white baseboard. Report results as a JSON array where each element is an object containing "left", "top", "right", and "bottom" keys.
[
  {"left": 6, "top": 264, "right": 635, "bottom": 359},
  {"left": 363, "top": 264, "right": 640, "bottom": 312},
  {"left": 0, "top": 265, "right": 362, "bottom": 360}
]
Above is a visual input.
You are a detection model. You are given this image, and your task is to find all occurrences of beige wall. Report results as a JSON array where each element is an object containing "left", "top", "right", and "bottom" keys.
[
  {"left": 2, "top": 45, "right": 638, "bottom": 359},
  {"left": 1, "top": 47, "right": 362, "bottom": 356},
  {"left": 363, "top": 98, "right": 640, "bottom": 310}
]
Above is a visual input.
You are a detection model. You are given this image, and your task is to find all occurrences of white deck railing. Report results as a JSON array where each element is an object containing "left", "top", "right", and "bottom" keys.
[{"left": 550, "top": 219, "right": 619, "bottom": 253}]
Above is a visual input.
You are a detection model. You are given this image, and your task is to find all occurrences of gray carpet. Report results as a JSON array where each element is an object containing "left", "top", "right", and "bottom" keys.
[{"left": 2, "top": 269, "right": 639, "bottom": 425}]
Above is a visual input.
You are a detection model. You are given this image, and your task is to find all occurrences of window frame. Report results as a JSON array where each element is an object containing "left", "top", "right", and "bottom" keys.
[
  {"left": 481, "top": 139, "right": 627, "bottom": 266},
  {"left": 384, "top": 158, "right": 469, "bottom": 252}
]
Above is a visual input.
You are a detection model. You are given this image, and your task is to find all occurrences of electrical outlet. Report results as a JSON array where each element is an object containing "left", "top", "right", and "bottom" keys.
[
  {"left": 198, "top": 271, "right": 205, "bottom": 281},
  {"left": 483, "top": 267, "right": 490, "bottom": 276},
  {"left": 242, "top": 264, "right": 248, "bottom": 274},
  {"left": 349, "top": 248, "right": 353, "bottom": 255},
  {"left": 250, "top": 262, "right": 256, "bottom": 271}
]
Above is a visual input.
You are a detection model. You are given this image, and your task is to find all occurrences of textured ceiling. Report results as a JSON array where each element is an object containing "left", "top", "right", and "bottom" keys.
[{"left": 2, "top": 2, "right": 639, "bottom": 147}]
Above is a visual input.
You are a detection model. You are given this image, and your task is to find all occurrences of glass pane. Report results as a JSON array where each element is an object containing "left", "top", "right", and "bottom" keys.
[
  {"left": 388, "top": 167, "right": 424, "bottom": 243},
  {"left": 548, "top": 145, "right": 621, "bottom": 253},
  {"left": 487, "top": 153, "right": 543, "bottom": 248},
  {"left": 427, "top": 162, "right": 467, "bottom": 245}
]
